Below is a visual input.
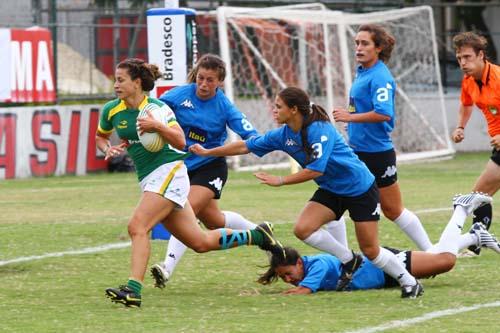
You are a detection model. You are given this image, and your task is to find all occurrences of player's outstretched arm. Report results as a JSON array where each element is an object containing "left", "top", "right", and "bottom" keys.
[
  {"left": 254, "top": 168, "right": 322, "bottom": 187},
  {"left": 189, "top": 140, "right": 250, "bottom": 157},
  {"left": 282, "top": 286, "right": 312, "bottom": 295}
]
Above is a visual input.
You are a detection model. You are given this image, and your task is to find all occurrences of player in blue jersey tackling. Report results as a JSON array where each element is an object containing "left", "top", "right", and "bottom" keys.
[
  {"left": 259, "top": 192, "right": 499, "bottom": 295},
  {"left": 150, "top": 54, "right": 261, "bottom": 288},
  {"left": 333, "top": 24, "right": 432, "bottom": 252},
  {"left": 190, "top": 86, "right": 424, "bottom": 298}
]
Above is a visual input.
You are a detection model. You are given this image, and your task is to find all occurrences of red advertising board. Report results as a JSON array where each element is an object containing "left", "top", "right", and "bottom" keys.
[
  {"left": 0, "top": 105, "right": 108, "bottom": 179},
  {"left": 0, "top": 27, "right": 56, "bottom": 103}
]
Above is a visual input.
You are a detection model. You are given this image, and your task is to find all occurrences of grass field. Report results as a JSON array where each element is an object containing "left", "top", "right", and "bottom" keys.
[{"left": 1, "top": 152, "right": 499, "bottom": 333}]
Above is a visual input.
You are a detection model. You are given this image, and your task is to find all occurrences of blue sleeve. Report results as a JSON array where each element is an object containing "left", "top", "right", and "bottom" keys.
[
  {"left": 299, "top": 261, "right": 329, "bottom": 293},
  {"left": 303, "top": 122, "right": 335, "bottom": 174},
  {"left": 159, "top": 89, "right": 178, "bottom": 111},
  {"left": 370, "top": 74, "right": 395, "bottom": 118},
  {"left": 224, "top": 98, "right": 259, "bottom": 139},
  {"left": 245, "top": 129, "right": 282, "bottom": 157}
]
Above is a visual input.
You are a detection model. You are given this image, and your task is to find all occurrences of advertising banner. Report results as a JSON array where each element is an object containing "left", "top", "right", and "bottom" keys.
[
  {"left": 0, "top": 105, "right": 107, "bottom": 179},
  {"left": 0, "top": 27, "right": 56, "bottom": 103},
  {"left": 146, "top": 8, "right": 197, "bottom": 97}
]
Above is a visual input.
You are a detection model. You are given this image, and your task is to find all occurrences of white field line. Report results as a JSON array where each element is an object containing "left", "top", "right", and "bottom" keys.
[
  {"left": 415, "top": 207, "right": 451, "bottom": 214},
  {"left": 0, "top": 242, "right": 130, "bottom": 266},
  {"left": 343, "top": 301, "right": 500, "bottom": 333},
  {"left": 0, "top": 206, "right": 453, "bottom": 266}
]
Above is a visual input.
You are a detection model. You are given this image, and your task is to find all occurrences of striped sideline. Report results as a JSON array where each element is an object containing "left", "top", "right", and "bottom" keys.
[{"left": 343, "top": 301, "right": 500, "bottom": 333}]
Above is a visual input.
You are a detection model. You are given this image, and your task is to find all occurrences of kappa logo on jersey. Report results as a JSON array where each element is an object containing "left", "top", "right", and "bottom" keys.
[
  {"left": 320, "top": 135, "right": 328, "bottom": 142},
  {"left": 285, "top": 138, "right": 298, "bottom": 146},
  {"left": 117, "top": 120, "right": 128, "bottom": 129},
  {"left": 381, "top": 165, "right": 397, "bottom": 178},
  {"left": 209, "top": 177, "right": 223, "bottom": 192},
  {"left": 181, "top": 99, "right": 194, "bottom": 109},
  {"left": 372, "top": 203, "right": 381, "bottom": 216}
]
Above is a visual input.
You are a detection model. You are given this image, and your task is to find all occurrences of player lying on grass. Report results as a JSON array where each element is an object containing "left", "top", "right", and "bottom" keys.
[{"left": 258, "top": 192, "right": 500, "bottom": 295}]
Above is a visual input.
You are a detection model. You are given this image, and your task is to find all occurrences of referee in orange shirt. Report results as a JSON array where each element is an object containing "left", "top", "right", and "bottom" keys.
[{"left": 451, "top": 31, "right": 500, "bottom": 255}]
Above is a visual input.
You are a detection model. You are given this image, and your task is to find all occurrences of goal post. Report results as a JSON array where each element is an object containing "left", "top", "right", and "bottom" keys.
[{"left": 214, "top": 5, "right": 454, "bottom": 171}]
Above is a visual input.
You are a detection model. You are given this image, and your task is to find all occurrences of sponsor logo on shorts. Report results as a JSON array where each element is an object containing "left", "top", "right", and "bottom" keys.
[
  {"left": 372, "top": 203, "right": 381, "bottom": 216},
  {"left": 381, "top": 165, "right": 397, "bottom": 178},
  {"left": 209, "top": 177, "right": 223, "bottom": 192}
]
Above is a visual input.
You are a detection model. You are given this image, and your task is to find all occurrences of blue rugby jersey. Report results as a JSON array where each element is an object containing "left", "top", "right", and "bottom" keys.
[
  {"left": 347, "top": 60, "right": 396, "bottom": 153},
  {"left": 245, "top": 121, "right": 374, "bottom": 197},
  {"left": 160, "top": 83, "right": 258, "bottom": 171},
  {"left": 300, "top": 254, "right": 386, "bottom": 292}
]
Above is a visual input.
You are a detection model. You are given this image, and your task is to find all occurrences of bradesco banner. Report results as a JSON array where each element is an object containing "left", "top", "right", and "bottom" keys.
[
  {"left": 146, "top": 8, "right": 197, "bottom": 98},
  {"left": 0, "top": 27, "right": 56, "bottom": 103},
  {"left": 0, "top": 105, "right": 107, "bottom": 179}
]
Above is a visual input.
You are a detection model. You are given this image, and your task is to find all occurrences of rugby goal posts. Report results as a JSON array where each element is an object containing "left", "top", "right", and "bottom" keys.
[{"left": 212, "top": 4, "right": 454, "bottom": 171}]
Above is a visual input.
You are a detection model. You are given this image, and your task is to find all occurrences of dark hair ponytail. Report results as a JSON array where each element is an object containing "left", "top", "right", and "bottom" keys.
[
  {"left": 257, "top": 247, "right": 301, "bottom": 285},
  {"left": 117, "top": 58, "right": 162, "bottom": 92},
  {"left": 278, "top": 87, "right": 330, "bottom": 162}
]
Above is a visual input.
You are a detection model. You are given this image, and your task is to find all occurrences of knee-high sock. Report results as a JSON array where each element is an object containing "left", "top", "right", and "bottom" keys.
[
  {"left": 303, "top": 229, "right": 353, "bottom": 263},
  {"left": 457, "top": 233, "right": 478, "bottom": 251},
  {"left": 324, "top": 217, "right": 348, "bottom": 248},
  {"left": 427, "top": 206, "right": 468, "bottom": 255},
  {"left": 163, "top": 236, "right": 188, "bottom": 275},
  {"left": 371, "top": 247, "right": 417, "bottom": 287},
  {"left": 223, "top": 211, "right": 257, "bottom": 230},
  {"left": 394, "top": 208, "right": 432, "bottom": 251}
]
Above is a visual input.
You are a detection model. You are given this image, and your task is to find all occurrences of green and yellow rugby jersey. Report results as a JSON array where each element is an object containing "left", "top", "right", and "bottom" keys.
[{"left": 97, "top": 95, "right": 187, "bottom": 181}]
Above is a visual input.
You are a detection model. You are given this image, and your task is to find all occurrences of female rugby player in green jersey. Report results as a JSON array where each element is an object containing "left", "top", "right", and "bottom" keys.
[{"left": 95, "top": 58, "right": 284, "bottom": 308}]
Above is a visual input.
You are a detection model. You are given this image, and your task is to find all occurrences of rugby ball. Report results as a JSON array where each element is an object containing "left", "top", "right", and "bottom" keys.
[{"left": 136, "top": 103, "right": 172, "bottom": 152}]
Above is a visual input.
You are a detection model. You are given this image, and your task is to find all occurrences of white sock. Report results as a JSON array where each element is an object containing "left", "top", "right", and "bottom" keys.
[
  {"left": 303, "top": 229, "right": 353, "bottom": 263},
  {"left": 223, "top": 211, "right": 257, "bottom": 230},
  {"left": 324, "top": 217, "right": 348, "bottom": 248},
  {"left": 163, "top": 236, "right": 188, "bottom": 275},
  {"left": 394, "top": 208, "right": 432, "bottom": 251},
  {"left": 428, "top": 206, "right": 468, "bottom": 255},
  {"left": 371, "top": 247, "right": 417, "bottom": 287},
  {"left": 458, "top": 233, "right": 478, "bottom": 251}
]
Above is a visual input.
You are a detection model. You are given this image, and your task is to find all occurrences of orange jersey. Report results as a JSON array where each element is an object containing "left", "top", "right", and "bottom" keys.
[{"left": 461, "top": 61, "right": 500, "bottom": 137}]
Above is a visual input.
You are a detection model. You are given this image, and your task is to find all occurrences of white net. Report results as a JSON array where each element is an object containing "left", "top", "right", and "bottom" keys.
[{"left": 212, "top": 5, "right": 454, "bottom": 170}]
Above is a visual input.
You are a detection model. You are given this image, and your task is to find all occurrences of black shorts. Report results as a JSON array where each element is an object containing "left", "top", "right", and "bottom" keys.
[
  {"left": 188, "top": 158, "right": 228, "bottom": 199},
  {"left": 356, "top": 149, "right": 397, "bottom": 188},
  {"left": 491, "top": 148, "right": 500, "bottom": 166},
  {"left": 309, "top": 182, "right": 380, "bottom": 222},
  {"left": 382, "top": 246, "right": 412, "bottom": 288}
]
